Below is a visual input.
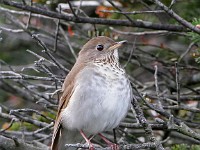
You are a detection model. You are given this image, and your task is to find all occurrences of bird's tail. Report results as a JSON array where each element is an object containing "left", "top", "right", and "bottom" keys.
[{"left": 57, "top": 129, "right": 82, "bottom": 150}]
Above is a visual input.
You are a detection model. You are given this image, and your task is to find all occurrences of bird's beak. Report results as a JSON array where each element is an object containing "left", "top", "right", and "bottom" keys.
[{"left": 107, "top": 40, "right": 127, "bottom": 51}]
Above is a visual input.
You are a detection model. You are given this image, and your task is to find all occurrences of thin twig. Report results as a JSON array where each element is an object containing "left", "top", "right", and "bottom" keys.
[
  {"left": 175, "top": 62, "right": 180, "bottom": 105},
  {"left": 154, "top": 65, "right": 164, "bottom": 109},
  {"left": 53, "top": 5, "right": 61, "bottom": 52},
  {"left": 131, "top": 95, "right": 164, "bottom": 149},
  {"left": 107, "top": 0, "right": 134, "bottom": 24},
  {"left": 32, "top": 34, "right": 69, "bottom": 73},
  {"left": 151, "top": 0, "right": 200, "bottom": 34},
  {"left": 25, "top": 0, "right": 32, "bottom": 29},
  {"left": 123, "top": 38, "right": 136, "bottom": 68},
  {"left": 68, "top": 1, "right": 78, "bottom": 19},
  {"left": 100, "top": 10, "right": 165, "bottom": 15},
  {"left": 0, "top": 119, "right": 16, "bottom": 133},
  {"left": 178, "top": 42, "right": 196, "bottom": 62},
  {"left": 59, "top": 26, "right": 77, "bottom": 59},
  {"left": 10, "top": 110, "right": 49, "bottom": 128}
]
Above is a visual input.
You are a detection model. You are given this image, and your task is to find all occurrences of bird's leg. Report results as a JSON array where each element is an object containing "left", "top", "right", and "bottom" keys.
[
  {"left": 80, "top": 130, "right": 95, "bottom": 150},
  {"left": 98, "top": 133, "right": 119, "bottom": 150}
]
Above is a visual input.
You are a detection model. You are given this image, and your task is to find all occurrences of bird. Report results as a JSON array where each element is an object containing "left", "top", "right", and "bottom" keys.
[{"left": 51, "top": 36, "right": 133, "bottom": 150}]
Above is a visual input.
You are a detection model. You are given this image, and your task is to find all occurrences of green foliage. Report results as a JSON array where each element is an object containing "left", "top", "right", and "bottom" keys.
[
  {"left": 171, "top": 144, "right": 200, "bottom": 150},
  {"left": 188, "top": 18, "right": 200, "bottom": 63},
  {"left": 191, "top": 145, "right": 200, "bottom": 150},
  {"left": 188, "top": 18, "right": 200, "bottom": 43},
  {"left": 23, "top": 122, "right": 37, "bottom": 131},
  {"left": 171, "top": 144, "right": 188, "bottom": 150},
  {"left": 175, "top": 0, "right": 200, "bottom": 21},
  {"left": 9, "top": 122, "right": 37, "bottom": 131},
  {"left": 152, "top": 47, "right": 178, "bottom": 62},
  {"left": 33, "top": 111, "right": 55, "bottom": 123},
  {"left": 195, "top": 49, "right": 200, "bottom": 64},
  {"left": 9, "top": 122, "right": 20, "bottom": 131}
]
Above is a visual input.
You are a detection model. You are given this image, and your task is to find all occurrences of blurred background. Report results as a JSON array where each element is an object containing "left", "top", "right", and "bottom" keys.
[{"left": 0, "top": 0, "right": 200, "bottom": 149}]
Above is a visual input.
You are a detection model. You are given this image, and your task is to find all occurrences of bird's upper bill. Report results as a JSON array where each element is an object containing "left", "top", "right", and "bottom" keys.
[{"left": 107, "top": 40, "right": 127, "bottom": 51}]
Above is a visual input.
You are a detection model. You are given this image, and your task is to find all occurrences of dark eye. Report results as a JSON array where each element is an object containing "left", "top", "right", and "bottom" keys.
[{"left": 96, "top": 44, "right": 104, "bottom": 51}]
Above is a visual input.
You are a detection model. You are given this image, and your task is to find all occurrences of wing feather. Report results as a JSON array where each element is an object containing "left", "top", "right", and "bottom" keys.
[{"left": 51, "top": 62, "right": 85, "bottom": 150}]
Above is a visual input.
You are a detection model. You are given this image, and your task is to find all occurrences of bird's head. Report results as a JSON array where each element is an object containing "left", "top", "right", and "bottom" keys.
[{"left": 78, "top": 36, "right": 127, "bottom": 63}]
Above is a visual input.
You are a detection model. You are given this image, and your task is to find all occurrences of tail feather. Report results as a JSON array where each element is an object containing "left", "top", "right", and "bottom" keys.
[{"left": 57, "top": 129, "right": 82, "bottom": 150}]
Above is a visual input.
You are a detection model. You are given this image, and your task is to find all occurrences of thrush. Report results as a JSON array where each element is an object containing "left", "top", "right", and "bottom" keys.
[{"left": 51, "top": 36, "right": 133, "bottom": 150}]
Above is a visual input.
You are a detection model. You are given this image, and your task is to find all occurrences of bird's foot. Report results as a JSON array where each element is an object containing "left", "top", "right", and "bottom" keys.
[
  {"left": 80, "top": 130, "right": 95, "bottom": 150},
  {"left": 109, "top": 143, "right": 119, "bottom": 150},
  {"left": 89, "top": 145, "right": 95, "bottom": 150},
  {"left": 98, "top": 133, "right": 119, "bottom": 150}
]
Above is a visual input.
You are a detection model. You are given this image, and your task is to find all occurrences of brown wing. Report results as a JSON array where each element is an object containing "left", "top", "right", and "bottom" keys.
[{"left": 51, "top": 62, "right": 85, "bottom": 150}]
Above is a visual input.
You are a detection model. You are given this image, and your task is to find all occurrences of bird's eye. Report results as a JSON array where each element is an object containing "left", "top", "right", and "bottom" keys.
[{"left": 96, "top": 44, "right": 104, "bottom": 51}]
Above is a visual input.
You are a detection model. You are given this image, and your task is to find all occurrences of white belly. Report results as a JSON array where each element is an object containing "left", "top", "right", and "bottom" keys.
[{"left": 61, "top": 64, "right": 132, "bottom": 134}]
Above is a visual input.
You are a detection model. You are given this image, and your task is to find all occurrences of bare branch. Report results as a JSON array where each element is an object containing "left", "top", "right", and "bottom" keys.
[
  {"left": 151, "top": 0, "right": 200, "bottom": 34},
  {"left": 0, "top": 135, "right": 49, "bottom": 150},
  {"left": 0, "top": 0, "right": 186, "bottom": 32}
]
